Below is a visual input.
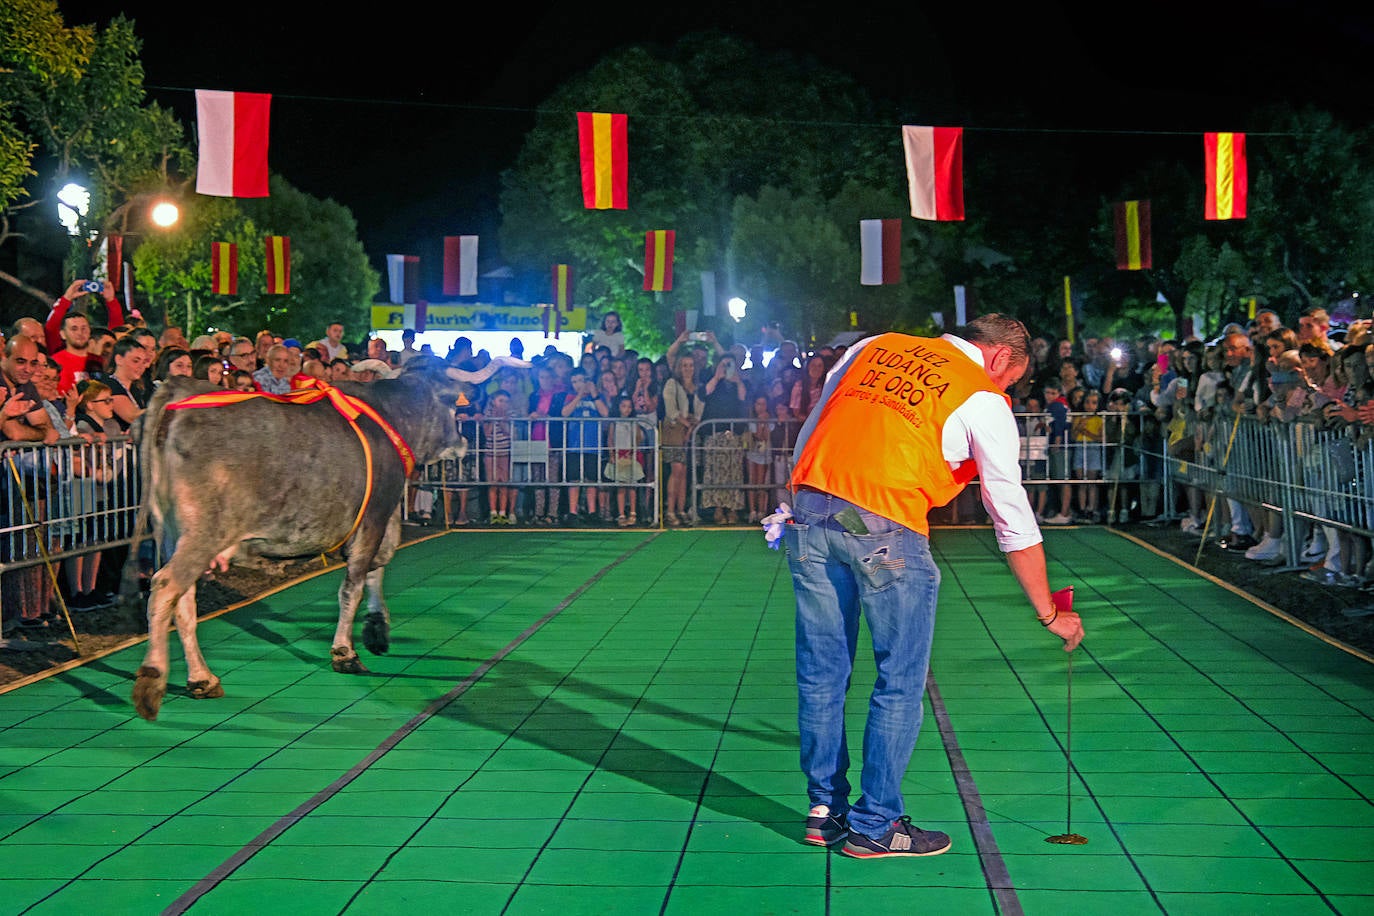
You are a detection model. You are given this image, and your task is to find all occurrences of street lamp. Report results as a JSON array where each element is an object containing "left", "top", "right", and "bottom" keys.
[
  {"left": 149, "top": 199, "right": 180, "bottom": 228},
  {"left": 727, "top": 296, "right": 747, "bottom": 322},
  {"left": 57, "top": 182, "right": 90, "bottom": 236}
]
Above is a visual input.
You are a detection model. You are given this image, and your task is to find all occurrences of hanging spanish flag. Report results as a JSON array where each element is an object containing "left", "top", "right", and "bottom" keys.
[
  {"left": 194, "top": 90, "right": 271, "bottom": 198},
  {"left": 552, "top": 264, "right": 573, "bottom": 310},
  {"left": 902, "top": 125, "right": 964, "bottom": 221},
  {"left": 859, "top": 219, "right": 902, "bottom": 285},
  {"left": 1113, "top": 200, "right": 1152, "bottom": 270},
  {"left": 443, "top": 235, "right": 478, "bottom": 297},
  {"left": 1204, "top": 132, "right": 1247, "bottom": 220},
  {"left": 643, "top": 230, "right": 674, "bottom": 291},
  {"left": 264, "top": 235, "right": 290, "bottom": 294},
  {"left": 577, "top": 112, "right": 628, "bottom": 210},
  {"left": 210, "top": 242, "right": 238, "bottom": 294}
]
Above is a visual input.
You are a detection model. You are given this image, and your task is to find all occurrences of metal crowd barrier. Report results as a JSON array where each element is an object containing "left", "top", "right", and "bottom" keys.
[
  {"left": 0, "top": 434, "right": 141, "bottom": 574},
  {"left": 1172, "top": 414, "right": 1374, "bottom": 566},
  {"left": 405, "top": 416, "right": 663, "bottom": 525}
]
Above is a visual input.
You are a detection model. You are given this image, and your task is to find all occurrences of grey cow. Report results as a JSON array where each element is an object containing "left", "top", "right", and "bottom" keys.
[{"left": 130, "top": 355, "right": 525, "bottom": 720}]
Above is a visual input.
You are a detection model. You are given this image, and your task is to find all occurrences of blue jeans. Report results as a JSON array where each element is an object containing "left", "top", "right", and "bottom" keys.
[{"left": 785, "top": 489, "right": 941, "bottom": 840}]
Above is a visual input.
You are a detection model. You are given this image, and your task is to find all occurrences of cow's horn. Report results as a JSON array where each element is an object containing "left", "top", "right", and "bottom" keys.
[{"left": 445, "top": 355, "right": 533, "bottom": 384}]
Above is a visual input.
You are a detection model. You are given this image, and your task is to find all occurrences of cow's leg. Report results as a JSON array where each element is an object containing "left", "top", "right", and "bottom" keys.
[
  {"left": 333, "top": 510, "right": 400, "bottom": 672},
  {"left": 171, "top": 583, "right": 224, "bottom": 700},
  {"left": 133, "top": 575, "right": 179, "bottom": 720},
  {"left": 361, "top": 567, "right": 390, "bottom": 656},
  {"left": 361, "top": 512, "right": 400, "bottom": 656},
  {"left": 330, "top": 562, "right": 369, "bottom": 673}
]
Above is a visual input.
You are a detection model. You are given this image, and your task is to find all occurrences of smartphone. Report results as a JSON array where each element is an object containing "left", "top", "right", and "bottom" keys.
[
  {"left": 690, "top": 332, "right": 708, "bottom": 342},
  {"left": 1156, "top": 353, "right": 1170, "bottom": 372}
]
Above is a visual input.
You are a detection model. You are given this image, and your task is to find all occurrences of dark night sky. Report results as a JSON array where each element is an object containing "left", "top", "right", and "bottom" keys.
[{"left": 58, "top": 1, "right": 1374, "bottom": 282}]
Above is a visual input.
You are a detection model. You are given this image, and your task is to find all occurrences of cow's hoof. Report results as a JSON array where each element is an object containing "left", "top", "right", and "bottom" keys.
[
  {"left": 187, "top": 679, "right": 224, "bottom": 700},
  {"left": 362, "top": 614, "right": 390, "bottom": 656},
  {"left": 331, "top": 648, "right": 369, "bottom": 674},
  {"left": 132, "top": 665, "right": 166, "bottom": 721}
]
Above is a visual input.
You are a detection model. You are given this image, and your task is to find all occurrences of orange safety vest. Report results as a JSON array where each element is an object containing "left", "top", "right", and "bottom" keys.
[{"left": 789, "top": 334, "right": 1008, "bottom": 535}]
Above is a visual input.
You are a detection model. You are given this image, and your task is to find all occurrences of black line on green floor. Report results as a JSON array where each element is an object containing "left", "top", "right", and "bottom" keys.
[
  {"left": 162, "top": 532, "right": 661, "bottom": 916},
  {"left": 927, "top": 672, "right": 1022, "bottom": 916}
]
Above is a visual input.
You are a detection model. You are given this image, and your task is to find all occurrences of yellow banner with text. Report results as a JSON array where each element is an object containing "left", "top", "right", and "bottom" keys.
[{"left": 371, "top": 303, "right": 588, "bottom": 334}]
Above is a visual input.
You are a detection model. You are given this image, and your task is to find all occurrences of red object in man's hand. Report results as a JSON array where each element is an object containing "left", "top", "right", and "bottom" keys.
[{"left": 1052, "top": 586, "right": 1074, "bottom": 615}]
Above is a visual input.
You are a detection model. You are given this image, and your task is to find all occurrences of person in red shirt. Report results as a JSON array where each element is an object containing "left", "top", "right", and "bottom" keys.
[{"left": 44, "top": 279, "right": 125, "bottom": 394}]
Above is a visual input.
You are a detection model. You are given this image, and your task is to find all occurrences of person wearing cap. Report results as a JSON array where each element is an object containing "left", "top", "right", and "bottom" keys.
[
  {"left": 349, "top": 358, "right": 392, "bottom": 382},
  {"left": 782, "top": 313, "right": 1084, "bottom": 859}
]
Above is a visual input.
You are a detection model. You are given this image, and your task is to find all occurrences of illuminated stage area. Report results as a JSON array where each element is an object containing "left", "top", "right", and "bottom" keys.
[{"left": 0, "top": 528, "right": 1369, "bottom": 913}]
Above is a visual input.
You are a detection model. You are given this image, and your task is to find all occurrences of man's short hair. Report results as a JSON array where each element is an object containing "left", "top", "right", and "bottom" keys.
[{"left": 961, "top": 313, "right": 1031, "bottom": 365}]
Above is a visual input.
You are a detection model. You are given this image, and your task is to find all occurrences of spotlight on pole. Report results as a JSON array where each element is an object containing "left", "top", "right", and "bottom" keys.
[{"left": 727, "top": 296, "right": 747, "bottom": 322}]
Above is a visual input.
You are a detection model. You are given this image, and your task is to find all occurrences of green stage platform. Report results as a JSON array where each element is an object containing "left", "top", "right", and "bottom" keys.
[{"left": 0, "top": 527, "right": 1370, "bottom": 914}]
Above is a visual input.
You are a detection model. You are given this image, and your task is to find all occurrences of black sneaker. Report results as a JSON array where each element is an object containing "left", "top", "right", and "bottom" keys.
[
  {"left": 842, "top": 816, "right": 951, "bottom": 858},
  {"left": 804, "top": 805, "right": 848, "bottom": 846}
]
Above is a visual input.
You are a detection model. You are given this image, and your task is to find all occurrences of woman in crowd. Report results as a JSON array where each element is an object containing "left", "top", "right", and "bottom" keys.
[
  {"left": 591, "top": 311, "right": 626, "bottom": 358},
  {"left": 660, "top": 352, "right": 704, "bottom": 526},
  {"left": 699, "top": 352, "right": 748, "bottom": 525},
  {"left": 153, "top": 347, "right": 193, "bottom": 386},
  {"left": 102, "top": 337, "right": 149, "bottom": 431},
  {"left": 790, "top": 355, "right": 827, "bottom": 420},
  {"left": 193, "top": 354, "right": 226, "bottom": 387}
]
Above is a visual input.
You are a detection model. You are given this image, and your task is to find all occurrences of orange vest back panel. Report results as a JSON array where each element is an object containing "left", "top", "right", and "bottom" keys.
[{"left": 789, "top": 334, "right": 1004, "bottom": 534}]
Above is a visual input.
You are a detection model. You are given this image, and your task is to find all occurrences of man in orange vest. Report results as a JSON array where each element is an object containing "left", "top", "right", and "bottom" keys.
[{"left": 784, "top": 313, "right": 1084, "bottom": 858}]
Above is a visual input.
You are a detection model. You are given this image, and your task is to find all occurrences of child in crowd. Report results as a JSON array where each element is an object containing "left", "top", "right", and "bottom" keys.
[
  {"left": 604, "top": 395, "right": 645, "bottom": 526},
  {"left": 482, "top": 389, "right": 516, "bottom": 525},
  {"left": 1042, "top": 380, "right": 1074, "bottom": 524},
  {"left": 743, "top": 395, "right": 773, "bottom": 523},
  {"left": 1071, "top": 387, "right": 1105, "bottom": 522},
  {"left": 1020, "top": 395, "right": 1049, "bottom": 520},
  {"left": 561, "top": 368, "right": 608, "bottom": 524}
]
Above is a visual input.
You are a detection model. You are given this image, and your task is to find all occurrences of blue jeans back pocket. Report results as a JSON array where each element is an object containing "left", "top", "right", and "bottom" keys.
[{"left": 848, "top": 529, "right": 908, "bottom": 593}]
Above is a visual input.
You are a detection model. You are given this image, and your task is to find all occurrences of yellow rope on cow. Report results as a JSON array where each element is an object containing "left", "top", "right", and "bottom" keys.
[{"left": 329, "top": 415, "right": 375, "bottom": 555}]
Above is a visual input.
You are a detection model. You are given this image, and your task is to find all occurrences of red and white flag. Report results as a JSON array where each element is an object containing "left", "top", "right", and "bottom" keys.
[
  {"left": 195, "top": 90, "right": 271, "bottom": 198},
  {"left": 443, "top": 235, "right": 478, "bottom": 297},
  {"left": 859, "top": 219, "right": 901, "bottom": 285},
  {"left": 902, "top": 126, "right": 964, "bottom": 221},
  {"left": 210, "top": 242, "right": 238, "bottom": 295},
  {"left": 387, "top": 254, "right": 420, "bottom": 304}
]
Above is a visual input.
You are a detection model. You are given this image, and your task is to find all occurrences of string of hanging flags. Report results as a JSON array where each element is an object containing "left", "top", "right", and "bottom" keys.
[{"left": 190, "top": 90, "right": 1251, "bottom": 305}]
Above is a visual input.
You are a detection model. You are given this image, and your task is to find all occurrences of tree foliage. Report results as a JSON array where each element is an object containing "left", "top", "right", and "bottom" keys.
[
  {"left": 132, "top": 176, "right": 379, "bottom": 342},
  {"left": 499, "top": 34, "right": 898, "bottom": 354}
]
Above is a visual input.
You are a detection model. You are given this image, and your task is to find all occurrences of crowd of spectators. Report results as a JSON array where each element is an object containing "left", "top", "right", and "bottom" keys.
[
  {"left": 1005, "top": 304, "right": 1371, "bottom": 591},
  {"left": 4, "top": 286, "right": 1371, "bottom": 635}
]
